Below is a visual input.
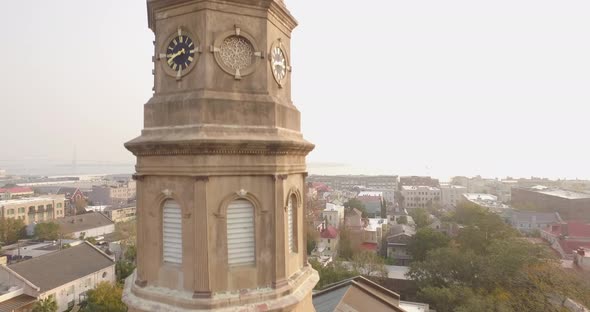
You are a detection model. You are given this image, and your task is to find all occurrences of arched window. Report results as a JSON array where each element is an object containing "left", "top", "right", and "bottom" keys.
[
  {"left": 162, "top": 200, "right": 182, "bottom": 264},
  {"left": 288, "top": 194, "right": 298, "bottom": 253},
  {"left": 227, "top": 199, "right": 255, "bottom": 267}
]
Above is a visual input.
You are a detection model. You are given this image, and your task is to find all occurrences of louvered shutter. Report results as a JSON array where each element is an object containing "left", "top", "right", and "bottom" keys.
[
  {"left": 227, "top": 199, "right": 255, "bottom": 267},
  {"left": 163, "top": 200, "right": 182, "bottom": 264},
  {"left": 287, "top": 197, "right": 294, "bottom": 252}
]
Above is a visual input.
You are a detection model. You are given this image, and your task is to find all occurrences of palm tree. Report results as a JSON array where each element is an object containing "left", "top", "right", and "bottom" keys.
[{"left": 32, "top": 296, "right": 58, "bottom": 312}]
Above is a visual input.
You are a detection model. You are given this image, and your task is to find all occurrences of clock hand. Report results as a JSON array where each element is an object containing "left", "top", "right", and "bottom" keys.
[{"left": 167, "top": 49, "right": 186, "bottom": 64}]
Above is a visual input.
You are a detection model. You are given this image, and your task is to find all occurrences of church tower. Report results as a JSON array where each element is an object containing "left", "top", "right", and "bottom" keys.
[{"left": 122, "top": 0, "right": 318, "bottom": 311}]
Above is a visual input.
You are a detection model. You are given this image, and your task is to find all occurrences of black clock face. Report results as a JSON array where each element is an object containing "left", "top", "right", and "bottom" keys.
[{"left": 166, "top": 35, "right": 196, "bottom": 71}]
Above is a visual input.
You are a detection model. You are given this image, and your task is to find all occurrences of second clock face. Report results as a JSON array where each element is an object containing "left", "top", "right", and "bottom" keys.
[
  {"left": 271, "top": 46, "right": 287, "bottom": 84},
  {"left": 166, "top": 35, "right": 196, "bottom": 71}
]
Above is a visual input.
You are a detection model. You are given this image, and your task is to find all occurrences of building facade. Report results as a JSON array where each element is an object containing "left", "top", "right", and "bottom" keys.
[
  {"left": 401, "top": 186, "right": 441, "bottom": 210},
  {"left": 512, "top": 187, "right": 590, "bottom": 221},
  {"left": 104, "top": 205, "right": 136, "bottom": 223},
  {"left": 321, "top": 202, "right": 344, "bottom": 229},
  {"left": 122, "top": 1, "right": 318, "bottom": 311},
  {"left": 0, "top": 242, "right": 115, "bottom": 312},
  {"left": 440, "top": 184, "right": 467, "bottom": 210},
  {"left": 89, "top": 181, "right": 136, "bottom": 206},
  {"left": 0, "top": 195, "right": 66, "bottom": 225}
]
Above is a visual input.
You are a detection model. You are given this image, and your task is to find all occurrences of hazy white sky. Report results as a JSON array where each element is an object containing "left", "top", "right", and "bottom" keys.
[{"left": 1, "top": 0, "right": 589, "bottom": 180}]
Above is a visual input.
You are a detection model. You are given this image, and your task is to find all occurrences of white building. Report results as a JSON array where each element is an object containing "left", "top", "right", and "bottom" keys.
[
  {"left": 401, "top": 186, "right": 441, "bottom": 209},
  {"left": 440, "top": 184, "right": 468, "bottom": 210},
  {"left": 462, "top": 193, "right": 511, "bottom": 213},
  {"left": 322, "top": 202, "right": 345, "bottom": 229},
  {"left": 55, "top": 212, "right": 115, "bottom": 239},
  {"left": 0, "top": 242, "right": 115, "bottom": 312}
]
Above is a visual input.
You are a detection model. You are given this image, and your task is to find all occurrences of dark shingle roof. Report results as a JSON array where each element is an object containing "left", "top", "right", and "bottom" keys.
[
  {"left": 512, "top": 211, "right": 562, "bottom": 224},
  {"left": 0, "top": 294, "right": 36, "bottom": 312},
  {"left": 9, "top": 242, "right": 114, "bottom": 292},
  {"left": 55, "top": 212, "right": 114, "bottom": 234}
]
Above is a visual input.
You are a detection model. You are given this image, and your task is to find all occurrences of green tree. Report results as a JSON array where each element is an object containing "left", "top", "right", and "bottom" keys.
[
  {"left": 0, "top": 218, "right": 25, "bottom": 244},
  {"left": 344, "top": 198, "right": 368, "bottom": 218},
  {"left": 310, "top": 259, "right": 358, "bottom": 290},
  {"left": 380, "top": 197, "right": 387, "bottom": 218},
  {"left": 409, "top": 208, "right": 431, "bottom": 228},
  {"left": 351, "top": 251, "right": 387, "bottom": 278},
  {"left": 337, "top": 227, "right": 358, "bottom": 260},
  {"left": 406, "top": 228, "right": 450, "bottom": 262},
  {"left": 32, "top": 296, "right": 58, "bottom": 312},
  {"left": 83, "top": 282, "right": 127, "bottom": 312},
  {"left": 306, "top": 226, "right": 318, "bottom": 255},
  {"left": 116, "top": 260, "right": 136, "bottom": 284},
  {"left": 397, "top": 215, "right": 408, "bottom": 225},
  {"left": 34, "top": 222, "right": 60, "bottom": 241}
]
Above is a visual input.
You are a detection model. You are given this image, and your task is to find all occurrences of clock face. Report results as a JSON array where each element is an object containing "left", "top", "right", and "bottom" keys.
[
  {"left": 271, "top": 46, "right": 287, "bottom": 83},
  {"left": 166, "top": 35, "right": 196, "bottom": 72}
]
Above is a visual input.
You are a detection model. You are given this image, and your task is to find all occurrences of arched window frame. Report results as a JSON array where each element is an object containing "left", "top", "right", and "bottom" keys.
[
  {"left": 286, "top": 188, "right": 302, "bottom": 254},
  {"left": 216, "top": 190, "right": 265, "bottom": 269}
]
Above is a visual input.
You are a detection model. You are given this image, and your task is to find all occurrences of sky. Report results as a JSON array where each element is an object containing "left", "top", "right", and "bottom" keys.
[{"left": 0, "top": 0, "right": 589, "bottom": 180}]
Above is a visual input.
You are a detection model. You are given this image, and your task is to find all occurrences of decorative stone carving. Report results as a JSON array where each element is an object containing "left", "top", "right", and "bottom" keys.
[{"left": 211, "top": 26, "right": 263, "bottom": 80}]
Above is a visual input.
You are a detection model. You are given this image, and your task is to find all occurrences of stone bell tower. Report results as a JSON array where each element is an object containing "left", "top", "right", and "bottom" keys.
[{"left": 122, "top": 0, "right": 318, "bottom": 311}]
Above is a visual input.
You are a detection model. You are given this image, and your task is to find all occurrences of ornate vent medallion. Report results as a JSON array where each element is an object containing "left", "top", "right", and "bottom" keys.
[
  {"left": 211, "top": 26, "right": 263, "bottom": 79},
  {"left": 220, "top": 36, "right": 254, "bottom": 70}
]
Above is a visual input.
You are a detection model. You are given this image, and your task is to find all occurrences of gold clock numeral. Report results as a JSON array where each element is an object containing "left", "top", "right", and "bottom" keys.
[
  {"left": 173, "top": 63, "right": 178, "bottom": 70},
  {"left": 173, "top": 39, "right": 177, "bottom": 45},
  {"left": 189, "top": 41, "right": 194, "bottom": 48},
  {"left": 179, "top": 36, "right": 183, "bottom": 43},
  {"left": 188, "top": 56, "right": 194, "bottom": 62}
]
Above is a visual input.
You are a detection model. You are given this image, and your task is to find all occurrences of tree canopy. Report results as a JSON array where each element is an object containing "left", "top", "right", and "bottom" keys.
[
  {"left": 344, "top": 198, "right": 368, "bottom": 218},
  {"left": 406, "top": 227, "right": 450, "bottom": 262},
  {"left": 34, "top": 222, "right": 60, "bottom": 241},
  {"left": 83, "top": 282, "right": 127, "bottom": 312},
  {"left": 407, "top": 202, "right": 590, "bottom": 312},
  {"left": 32, "top": 296, "right": 57, "bottom": 312}
]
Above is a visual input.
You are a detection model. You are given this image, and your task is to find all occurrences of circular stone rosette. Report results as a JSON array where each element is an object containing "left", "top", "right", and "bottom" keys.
[{"left": 211, "top": 27, "right": 262, "bottom": 79}]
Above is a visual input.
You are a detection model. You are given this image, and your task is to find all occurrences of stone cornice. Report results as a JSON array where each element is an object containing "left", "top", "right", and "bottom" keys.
[
  {"left": 125, "top": 140, "right": 314, "bottom": 157},
  {"left": 147, "top": 0, "right": 297, "bottom": 33}
]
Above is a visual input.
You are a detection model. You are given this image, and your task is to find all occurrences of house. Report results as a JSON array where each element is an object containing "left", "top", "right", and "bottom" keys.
[
  {"left": 0, "top": 242, "right": 115, "bottom": 312},
  {"left": 344, "top": 208, "right": 363, "bottom": 231},
  {"left": 0, "top": 187, "right": 34, "bottom": 200},
  {"left": 322, "top": 202, "right": 345, "bottom": 229},
  {"left": 504, "top": 210, "right": 563, "bottom": 233},
  {"left": 314, "top": 225, "right": 339, "bottom": 258},
  {"left": 104, "top": 204, "right": 136, "bottom": 223},
  {"left": 312, "top": 276, "right": 430, "bottom": 312},
  {"left": 55, "top": 212, "right": 115, "bottom": 239},
  {"left": 386, "top": 224, "right": 416, "bottom": 266},
  {"left": 573, "top": 248, "right": 590, "bottom": 271},
  {"left": 357, "top": 191, "right": 383, "bottom": 217},
  {"left": 363, "top": 218, "right": 389, "bottom": 253},
  {"left": 541, "top": 221, "right": 590, "bottom": 259}
]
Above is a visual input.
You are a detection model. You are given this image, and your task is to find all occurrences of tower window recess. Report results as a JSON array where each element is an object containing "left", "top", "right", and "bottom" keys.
[
  {"left": 227, "top": 199, "right": 255, "bottom": 267},
  {"left": 288, "top": 194, "right": 298, "bottom": 253},
  {"left": 163, "top": 200, "right": 182, "bottom": 264}
]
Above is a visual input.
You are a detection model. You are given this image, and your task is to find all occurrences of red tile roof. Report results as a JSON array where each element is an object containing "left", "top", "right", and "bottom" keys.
[
  {"left": 0, "top": 187, "right": 33, "bottom": 194},
  {"left": 559, "top": 240, "right": 590, "bottom": 255},
  {"left": 360, "top": 242, "right": 378, "bottom": 251},
  {"left": 565, "top": 222, "right": 590, "bottom": 237},
  {"left": 320, "top": 225, "right": 338, "bottom": 239}
]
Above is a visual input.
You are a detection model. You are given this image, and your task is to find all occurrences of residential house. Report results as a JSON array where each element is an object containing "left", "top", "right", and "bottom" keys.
[
  {"left": 362, "top": 218, "right": 389, "bottom": 253},
  {"left": 573, "top": 248, "right": 590, "bottom": 271},
  {"left": 386, "top": 224, "right": 416, "bottom": 266},
  {"left": 55, "top": 212, "right": 115, "bottom": 239},
  {"left": 541, "top": 221, "right": 590, "bottom": 259},
  {"left": 0, "top": 242, "right": 115, "bottom": 312},
  {"left": 504, "top": 210, "right": 563, "bottom": 233},
  {"left": 88, "top": 181, "right": 136, "bottom": 206},
  {"left": 357, "top": 191, "right": 383, "bottom": 217},
  {"left": 103, "top": 204, "right": 136, "bottom": 223},
  {"left": 322, "top": 202, "right": 345, "bottom": 229},
  {"left": 314, "top": 225, "right": 339, "bottom": 258},
  {"left": 344, "top": 208, "right": 363, "bottom": 231},
  {"left": 312, "top": 276, "right": 430, "bottom": 312}
]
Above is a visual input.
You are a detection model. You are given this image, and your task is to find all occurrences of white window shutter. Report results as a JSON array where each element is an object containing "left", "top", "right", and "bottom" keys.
[
  {"left": 287, "top": 197, "right": 294, "bottom": 252},
  {"left": 227, "top": 199, "right": 255, "bottom": 267},
  {"left": 163, "top": 200, "right": 182, "bottom": 264}
]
